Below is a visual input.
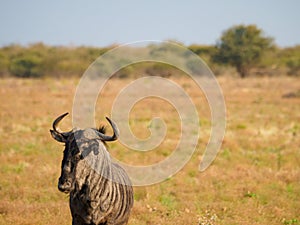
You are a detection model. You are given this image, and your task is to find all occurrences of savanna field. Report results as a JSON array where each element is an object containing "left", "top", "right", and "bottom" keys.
[{"left": 0, "top": 75, "right": 299, "bottom": 225}]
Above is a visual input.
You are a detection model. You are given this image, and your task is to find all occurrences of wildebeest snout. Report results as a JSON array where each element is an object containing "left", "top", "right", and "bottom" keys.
[{"left": 58, "top": 177, "right": 73, "bottom": 193}]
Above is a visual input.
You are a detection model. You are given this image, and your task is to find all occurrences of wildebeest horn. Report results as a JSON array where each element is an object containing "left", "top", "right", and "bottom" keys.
[
  {"left": 50, "top": 112, "right": 72, "bottom": 143},
  {"left": 96, "top": 117, "right": 119, "bottom": 142}
]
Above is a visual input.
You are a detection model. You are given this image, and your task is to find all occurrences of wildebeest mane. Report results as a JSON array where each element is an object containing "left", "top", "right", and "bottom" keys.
[{"left": 97, "top": 125, "right": 106, "bottom": 135}]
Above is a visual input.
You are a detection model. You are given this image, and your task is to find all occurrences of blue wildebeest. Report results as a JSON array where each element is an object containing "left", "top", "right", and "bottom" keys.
[{"left": 50, "top": 113, "right": 133, "bottom": 225}]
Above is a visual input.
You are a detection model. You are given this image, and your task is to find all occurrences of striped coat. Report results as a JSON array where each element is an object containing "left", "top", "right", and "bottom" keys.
[{"left": 50, "top": 113, "right": 133, "bottom": 225}]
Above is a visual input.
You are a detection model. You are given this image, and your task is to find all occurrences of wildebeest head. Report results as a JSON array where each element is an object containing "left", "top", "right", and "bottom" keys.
[{"left": 50, "top": 112, "right": 119, "bottom": 193}]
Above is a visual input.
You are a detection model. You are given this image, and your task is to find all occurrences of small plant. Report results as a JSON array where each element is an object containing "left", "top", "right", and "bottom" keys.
[
  {"left": 198, "top": 209, "right": 218, "bottom": 225},
  {"left": 188, "top": 170, "right": 197, "bottom": 178},
  {"left": 236, "top": 124, "right": 247, "bottom": 129},
  {"left": 244, "top": 191, "right": 257, "bottom": 198},
  {"left": 159, "top": 193, "right": 178, "bottom": 210},
  {"left": 221, "top": 148, "right": 231, "bottom": 160},
  {"left": 134, "top": 187, "right": 147, "bottom": 201},
  {"left": 282, "top": 218, "right": 299, "bottom": 225},
  {"left": 289, "top": 123, "right": 300, "bottom": 136}
]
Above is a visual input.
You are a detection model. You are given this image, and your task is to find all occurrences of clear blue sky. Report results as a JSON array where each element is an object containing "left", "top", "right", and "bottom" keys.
[{"left": 0, "top": 0, "right": 299, "bottom": 47}]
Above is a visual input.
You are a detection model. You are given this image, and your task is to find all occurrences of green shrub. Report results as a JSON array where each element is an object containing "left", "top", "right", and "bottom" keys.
[
  {"left": 0, "top": 52, "right": 9, "bottom": 76},
  {"left": 9, "top": 54, "right": 44, "bottom": 78},
  {"left": 286, "top": 56, "right": 300, "bottom": 76}
]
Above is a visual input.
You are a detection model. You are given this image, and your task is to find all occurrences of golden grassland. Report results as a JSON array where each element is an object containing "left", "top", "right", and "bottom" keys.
[{"left": 0, "top": 76, "right": 299, "bottom": 225}]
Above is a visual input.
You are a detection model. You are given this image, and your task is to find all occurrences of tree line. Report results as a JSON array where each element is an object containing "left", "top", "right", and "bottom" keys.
[{"left": 0, "top": 24, "right": 299, "bottom": 78}]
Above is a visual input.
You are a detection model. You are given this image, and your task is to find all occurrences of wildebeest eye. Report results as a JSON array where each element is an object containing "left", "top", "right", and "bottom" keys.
[
  {"left": 74, "top": 154, "right": 82, "bottom": 161},
  {"left": 90, "top": 140, "right": 99, "bottom": 155},
  {"left": 81, "top": 140, "right": 99, "bottom": 158}
]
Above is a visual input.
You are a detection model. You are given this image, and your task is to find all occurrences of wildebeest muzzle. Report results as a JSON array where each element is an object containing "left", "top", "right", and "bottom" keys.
[{"left": 58, "top": 176, "right": 73, "bottom": 193}]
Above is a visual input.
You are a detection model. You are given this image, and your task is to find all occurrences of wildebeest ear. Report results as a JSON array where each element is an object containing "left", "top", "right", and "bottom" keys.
[{"left": 50, "top": 129, "right": 67, "bottom": 143}]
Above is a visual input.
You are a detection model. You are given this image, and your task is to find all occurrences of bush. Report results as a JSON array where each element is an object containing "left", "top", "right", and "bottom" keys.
[
  {"left": 286, "top": 57, "right": 300, "bottom": 76},
  {"left": 0, "top": 52, "right": 9, "bottom": 76},
  {"left": 9, "top": 54, "right": 44, "bottom": 78},
  {"left": 145, "top": 63, "right": 172, "bottom": 77}
]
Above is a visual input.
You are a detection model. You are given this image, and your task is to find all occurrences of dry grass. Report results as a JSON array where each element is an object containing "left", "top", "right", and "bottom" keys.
[{"left": 0, "top": 76, "right": 299, "bottom": 225}]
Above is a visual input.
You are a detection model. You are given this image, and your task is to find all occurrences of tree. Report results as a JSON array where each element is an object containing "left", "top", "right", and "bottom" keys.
[{"left": 214, "top": 24, "right": 274, "bottom": 78}]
